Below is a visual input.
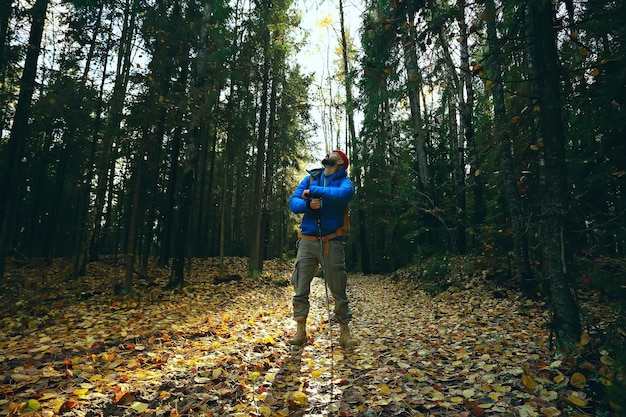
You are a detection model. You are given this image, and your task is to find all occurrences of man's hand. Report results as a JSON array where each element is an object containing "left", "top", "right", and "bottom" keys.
[{"left": 303, "top": 189, "right": 320, "bottom": 209}]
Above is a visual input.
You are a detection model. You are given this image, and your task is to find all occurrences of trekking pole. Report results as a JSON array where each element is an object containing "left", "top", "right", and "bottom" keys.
[{"left": 316, "top": 217, "right": 335, "bottom": 397}]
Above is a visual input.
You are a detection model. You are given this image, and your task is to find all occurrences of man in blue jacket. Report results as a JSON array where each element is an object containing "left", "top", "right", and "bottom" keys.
[{"left": 288, "top": 150, "right": 357, "bottom": 349}]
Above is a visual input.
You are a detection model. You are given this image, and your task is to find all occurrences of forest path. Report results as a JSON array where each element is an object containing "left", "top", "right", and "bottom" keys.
[
  {"left": 298, "top": 273, "right": 552, "bottom": 416},
  {"left": 0, "top": 259, "right": 604, "bottom": 416}
]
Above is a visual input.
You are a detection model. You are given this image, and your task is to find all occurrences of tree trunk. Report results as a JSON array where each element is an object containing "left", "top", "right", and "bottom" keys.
[
  {"left": 438, "top": 26, "right": 466, "bottom": 254},
  {"left": 0, "top": 0, "right": 14, "bottom": 81},
  {"left": 168, "top": 0, "right": 213, "bottom": 288},
  {"left": 248, "top": 26, "right": 270, "bottom": 278},
  {"left": 262, "top": 54, "right": 279, "bottom": 259},
  {"left": 159, "top": 56, "right": 188, "bottom": 266},
  {"left": 80, "top": 0, "right": 103, "bottom": 87},
  {"left": 401, "top": 15, "right": 429, "bottom": 191},
  {"left": 458, "top": 0, "right": 485, "bottom": 237},
  {"left": 0, "top": 0, "right": 50, "bottom": 278},
  {"left": 87, "top": 0, "right": 136, "bottom": 264},
  {"left": 485, "top": 0, "right": 535, "bottom": 296},
  {"left": 157, "top": 2, "right": 189, "bottom": 267},
  {"left": 528, "top": 0, "right": 581, "bottom": 349},
  {"left": 338, "top": 0, "right": 366, "bottom": 271},
  {"left": 124, "top": 162, "right": 143, "bottom": 293},
  {"left": 338, "top": 0, "right": 358, "bottom": 157}
]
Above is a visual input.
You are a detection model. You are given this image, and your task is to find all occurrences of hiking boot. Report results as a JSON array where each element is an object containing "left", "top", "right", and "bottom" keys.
[
  {"left": 288, "top": 316, "right": 307, "bottom": 346},
  {"left": 339, "top": 320, "right": 357, "bottom": 349}
]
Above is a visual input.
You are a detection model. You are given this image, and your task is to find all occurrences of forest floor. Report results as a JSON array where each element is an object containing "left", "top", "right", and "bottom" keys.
[{"left": 0, "top": 256, "right": 624, "bottom": 417}]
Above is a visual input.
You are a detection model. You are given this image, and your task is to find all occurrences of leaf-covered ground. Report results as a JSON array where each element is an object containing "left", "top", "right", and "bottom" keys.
[{"left": 0, "top": 257, "right": 622, "bottom": 417}]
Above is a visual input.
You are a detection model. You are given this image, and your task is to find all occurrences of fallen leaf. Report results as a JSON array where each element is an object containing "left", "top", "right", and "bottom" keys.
[
  {"left": 25, "top": 399, "right": 41, "bottom": 412},
  {"left": 567, "top": 393, "right": 587, "bottom": 407},
  {"left": 570, "top": 372, "right": 586, "bottom": 388},
  {"left": 130, "top": 401, "right": 149, "bottom": 411}
]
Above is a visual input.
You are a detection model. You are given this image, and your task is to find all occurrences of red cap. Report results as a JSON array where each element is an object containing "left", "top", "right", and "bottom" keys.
[{"left": 333, "top": 149, "right": 349, "bottom": 169}]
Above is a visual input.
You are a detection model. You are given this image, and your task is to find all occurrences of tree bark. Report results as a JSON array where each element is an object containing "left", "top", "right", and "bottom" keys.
[
  {"left": 124, "top": 161, "right": 143, "bottom": 293},
  {"left": 401, "top": 14, "right": 429, "bottom": 191},
  {"left": 485, "top": 0, "right": 535, "bottom": 295},
  {"left": 528, "top": 0, "right": 581, "bottom": 349},
  {"left": 0, "top": 0, "right": 50, "bottom": 278},
  {"left": 438, "top": 26, "right": 466, "bottom": 254},
  {"left": 168, "top": 0, "right": 213, "bottom": 288},
  {"left": 458, "top": 0, "right": 485, "bottom": 236},
  {"left": 0, "top": 0, "right": 14, "bottom": 81},
  {"left": 248, "top": 24, "right": 270, "bottom": 278},
  {"left": 87, "top": 0, "right": 137, "bottom": 264}
]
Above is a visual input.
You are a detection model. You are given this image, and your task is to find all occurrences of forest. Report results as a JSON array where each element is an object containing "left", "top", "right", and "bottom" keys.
[{"left": 0, "top": 0, "right": 625, "bottom": 416}]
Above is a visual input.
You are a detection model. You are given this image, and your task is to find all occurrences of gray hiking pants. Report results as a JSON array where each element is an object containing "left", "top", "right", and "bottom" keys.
[{"left": 290, "top": 238, "right": 353, "bottom": 322}]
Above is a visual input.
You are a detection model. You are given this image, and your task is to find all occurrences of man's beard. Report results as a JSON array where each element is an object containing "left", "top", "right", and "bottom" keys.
[{"left": 322, "top": 158, "right": 337, "bottom": 167}]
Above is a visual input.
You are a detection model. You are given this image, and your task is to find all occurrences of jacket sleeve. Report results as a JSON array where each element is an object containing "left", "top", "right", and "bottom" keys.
[
  {"left": 310, "top": 177, "right": 354, "bottom": 204},
  {"left": 289, "top": 176, "right": 312, "bottom": 214}
]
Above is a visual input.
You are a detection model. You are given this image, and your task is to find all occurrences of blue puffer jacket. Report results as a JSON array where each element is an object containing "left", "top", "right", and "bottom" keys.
[{"left": 290, "top": 167, "right": 354, "bottom": 239}]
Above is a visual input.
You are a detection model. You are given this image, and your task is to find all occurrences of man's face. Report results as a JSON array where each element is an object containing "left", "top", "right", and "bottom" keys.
[{"left": 322, "top": 152, "right": 342, "bottom": 167}]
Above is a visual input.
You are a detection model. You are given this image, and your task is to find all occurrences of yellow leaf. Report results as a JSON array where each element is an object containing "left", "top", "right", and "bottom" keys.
[
  {"left": 249, "top": 372, "right": 260, "bottom": 382},
  {"left": 130, "top": 401, "right": 149, "bottom": 412},
  {"left": 450, "top": 396, "right": 464, "bottom": 403},
  {"left": 430, "top": 390, "right": 444, "bottom": 400},
  {"left": 549, "top": 360, "right": 562, "bottom": 369},
  {"left": 261, "top": 336, "right": 275, "bottom": 345},
  {"left": 600, "top": 356, "right": 615, "bottom": 366},
  {"left": 73, "top": 388, "right": 89, "bottom": 397},
  {"left": 25, "top": 399, "right": 41, "bottom": 412},
  {"left": 570, "top": 372, "right": 587, "bottom": 389},
  {"left": 591, "top": 68, "right": 600, "bottom": 77},
  {"left": 212, "top": 367, "right": 223, "bottom": 379},
  {"left": 379, "top": 384, "right": 392, "bottom": 394},
  {"left": 579, "top": 332, "right": 590, "bottom": 346},
  {"left": 540, "top": 407, "right": 561, "bottom": 417},
  {"left": 10, "top": 373, "right": 34, "bottom": 383},
  {"left": 289, "top": 391, "right": 308, "bottom": 405},
  {"left": 522, "top": 374, "right": 536, "bottom": 391},
  {"left": 462, "top": 389, "right": 475, "bottom": 398},
  {"left": 38, "top": 393, "right": 56, "bottom": 401},
  {"left": 567, "top": 393, "right": 587, "bottom": 407},
  {"left": 258, "top": 405, "right": 272, "bottom": 417},
  {"left": 554, "top": 373, "right": 565, "bottom": 383},
  {"left": 264, "top": 373, "right": 276, "bottom": 382}
]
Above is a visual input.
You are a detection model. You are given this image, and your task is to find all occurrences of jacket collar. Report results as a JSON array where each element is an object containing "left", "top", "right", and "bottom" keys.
[{"left": 307, "top": 166, "right": 347, "bottom": 181}]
